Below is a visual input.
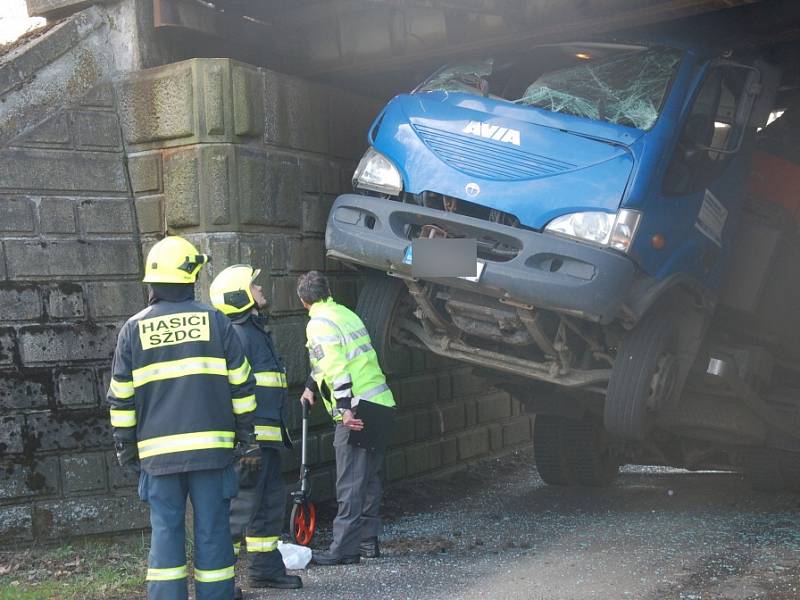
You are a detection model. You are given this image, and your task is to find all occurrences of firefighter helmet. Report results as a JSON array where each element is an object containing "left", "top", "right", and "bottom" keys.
[
  {"left": 142, "top": 236, "right": 210, "bottom": 284},
  {"left": 209, "top": 264, "right": 262, "bottom": 315}
]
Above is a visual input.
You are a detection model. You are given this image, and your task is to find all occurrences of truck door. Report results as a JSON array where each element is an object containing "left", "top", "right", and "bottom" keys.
[{"left": 644, "top": 63, "right": 759, "bottom": 290}]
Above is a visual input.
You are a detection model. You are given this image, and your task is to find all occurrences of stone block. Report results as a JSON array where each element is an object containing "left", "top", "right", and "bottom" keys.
[
  {"left": 0, "top": 458, "right": 60, "bottom": 500},
  {"left": 405, "top": 441, "right": 442, "bottom": 476},
  {"left": 453, "top": 370, "right": 489, "bottom": 398},
  {"left": 270, "top": 277, "right": 302, "bottom": 313},
  {"left": 477, "top": 393, "right": 512, "bottom": 424},
  {"left": 39, "top": 197, "right": 77, "bottom": 233},
  {"left": 5, "top": 239, "right": 140, "bottom": 278},
  {"left": 308, "top": 468, "right": 334, "bottom": 502},
  {"left": 0, "top": 149, "right": 128, "bottom": 193},
  {"left": 47, "top": 284, "right": 85, "bottom": 319},
  {"left": 503, "top": 417, "right": 532, "bottom": 447},
  {"left": 437, "top": 403, "right": 465, "bottom": 433},
  {"left": 26, "top": 410, "right": 111, "bottom": 452},
  {"left": 128, "top": 153, "right": 162, "bottom": 194},
  {"left": 437, "top": 373, "right": 452, "bottom": 401},
  {"left": 163, "top": 147, "right": 200, "bottom": 228},
  {"left": 106, "top": 451, "right": 138, "bottom": 489},
  {"left": 232, "top": 64, "right": 264, "bottom": 137},
  {"left": 117, "top": 63, "right": 196, "bottom": 145},
  {"left": 33, "top": 494, "right": 148, "bottom": 538},
  {"left": 77, "top": 198, "right": 134, "bottom": 233},
  {"left": 0, "top": 505, "right": 33, "bottom": 543},
  {"left": 19, "top": 324, "right": 118, "bottom": 365},
  {"left": 0, "top": 63, "right": 22, "bottom": 97},
  {"left": 384, "top": 450, "right": 406, "bottom": 482},
  {"left": 400, "top": 375, "right": 437, "bottom": 407},
  {"left": 0, "top": 372, "right": 51, "bottom": 410},
  {"left": 287, "top": 237, "right": 325, "bottom": 272},
  {"left": 85, "top": 281, "right": 147, "bottom": 319},
  {"left": 57, "top": 369, "right": 98, "bottom": 407},
  {"left": 237, "top": 147, "right": 268, "bottom": 225},
  {"left": 61, "top": 452, "right": 107, "bottom": 494},
  {"left": 440, "top": 437, "right": 458, "bottom": 465},
  {"left": 0, "top": 328, "right": 15, "bottom": 367},
  {"left": 135, "top": 195, "right": 163, "bottom": 234},
  {"left": 269, "top": 318, "right": 309, "bottom": 387},
  {"left": 488, "top": 423, "right": 503, "bottom": 451},
  {"left": 464, "top": 400, "right": 477, "bottom": 427},
  {"left": 301, "top": 194, "right": 334, "bottom": 235},
  {"left": 0, "top": 197, "right": 36, "bottom": 233},
  {"left": 0, "top": 285, "right": 42, "bottom": 321},
  {"left": 80, "top": 82, "right": 114, "bottom": 108},
  {"left": 457, "top": 427, "right": 489, "bottom": 460},
  {"left": 16, "top": 113, "right": 70, "bottom": 147},
  {"left": 328, "top": 90, "right": 378, "bottom": 159},
  {"left": 26, "top": 0, "right": 94, "bottom": 18},
  {"left": 390, "top": 413, "right": 415, "bottom": 447},
  {"left": 267, "top": 153, "right": 302, "bottom": 227},
  {"left": 0, "top": 244, "right": 5, "bottom": 280},
  {"left": 318, "top": 431, "right": 335, "bottom": 464},
  {"left": 0, "top": 415, "right": 25, "bottom": 454},
  {"left": 10, "top": 13, "right": 85, "bottom": 79},
  {"left": 414, "top": 410, "right": 433, "bottom": 441},
  {"left": 264, "top": 70, "right": 329, "bottom": 154},
  {"left": 71, "top": 110, "right": 122, "bottom": 149}
]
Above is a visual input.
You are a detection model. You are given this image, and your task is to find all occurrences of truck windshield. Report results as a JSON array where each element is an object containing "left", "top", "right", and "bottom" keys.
[{"left": 417, "top": 45, "right": 683, "bottom": 131}]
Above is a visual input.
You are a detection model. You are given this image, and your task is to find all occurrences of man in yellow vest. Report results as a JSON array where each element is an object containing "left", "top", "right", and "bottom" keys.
[
  {"left": 107, "top": 236, "right": 256, "bottom": 600},
  {"left": 297, "top": 270, "right": 396, "bottom": 565}
]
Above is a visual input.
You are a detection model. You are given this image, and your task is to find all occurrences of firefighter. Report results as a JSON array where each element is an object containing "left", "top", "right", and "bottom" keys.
[
  {"left": 107, "top": 236, "right": 256, "bottom": 600},
  {"left": 209, "top": 264, "right": 303, "bottom": 590},
  {"left": 296, "top": 270, "right": 396, "bottom": 565}
]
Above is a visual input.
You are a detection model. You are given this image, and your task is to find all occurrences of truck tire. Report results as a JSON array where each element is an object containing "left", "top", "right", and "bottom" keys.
[
  {"left": 533, "top": 415, "right": 574, "bottom": 486},
  {"left": 604, "top": 311, "right": 678, "bottom": 441},
  {"left": 563, "top": 415, "right": 619, "bottom": 487},
  {"left": 355, "top": 275, "right": 410, "bottom": 375}
]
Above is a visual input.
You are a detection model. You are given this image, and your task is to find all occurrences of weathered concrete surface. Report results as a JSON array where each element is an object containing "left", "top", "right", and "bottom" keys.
[{"left": 26, "top": 0, "right": 98, "bottom": 19}]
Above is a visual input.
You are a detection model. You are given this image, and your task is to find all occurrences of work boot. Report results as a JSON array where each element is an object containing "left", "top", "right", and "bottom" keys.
[
  {"left": 360, "top": 537, "right": 380, "bottom": 558},
  {"left": 310, "top": 550, "right": 360, "bottom": 566},
  {"left": 249, "top": 573, "right": 303, "bottom": 589}
]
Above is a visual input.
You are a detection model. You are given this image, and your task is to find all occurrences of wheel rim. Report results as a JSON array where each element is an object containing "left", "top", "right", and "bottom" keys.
[{"left": 291, "top": 502, "right": 316, "bottom": 546}]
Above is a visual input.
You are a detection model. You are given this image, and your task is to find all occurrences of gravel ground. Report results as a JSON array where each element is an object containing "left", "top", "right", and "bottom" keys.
[{"left": 241, "top": 450, "right": 800, "bottom": 600}]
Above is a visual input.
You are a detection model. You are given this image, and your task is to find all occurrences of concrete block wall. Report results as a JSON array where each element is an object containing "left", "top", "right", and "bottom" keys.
[{"left": 0, "top": 46, "right": 533, "bottom": 544}]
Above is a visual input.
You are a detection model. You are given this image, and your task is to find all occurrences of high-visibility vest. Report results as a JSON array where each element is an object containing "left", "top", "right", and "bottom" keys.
[
  {"left": 107, "top": 299, "right": 256, "bottom": 475},
  {"left": 231, "top": 314, "right": 292, "bottom": 448},
  {"left": 305, "top": 298, "right": 395, "bottom": 421}
]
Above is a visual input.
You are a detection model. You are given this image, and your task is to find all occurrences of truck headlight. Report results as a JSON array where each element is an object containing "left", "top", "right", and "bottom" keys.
[
  {"left": 545, "top": 209, "right": 642, "bottom": 253},
  {"left": 353, "top": 148, "right": 403, "bottom": 196}
]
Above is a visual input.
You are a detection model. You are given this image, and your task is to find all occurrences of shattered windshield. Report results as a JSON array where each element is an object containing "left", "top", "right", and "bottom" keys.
[{"left": 416, "top": 45, "right": 683, "bottom": 131}]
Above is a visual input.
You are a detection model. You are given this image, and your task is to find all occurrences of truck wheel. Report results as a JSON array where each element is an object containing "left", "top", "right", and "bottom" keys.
[
  {"left": 604, "top": 312, "right": 678, "bottom": 441},
  {"left": 533, "top": 415, "right": 574, "bottom": 486},
  {"left": 744, "top": 448, "right": 785, "bottom": 492},
  {"left": 563, "top": 415, "right": 619, "bottom": 487},
  {"left": 355, "top": 275, "right": 411, "bottom": 375}
]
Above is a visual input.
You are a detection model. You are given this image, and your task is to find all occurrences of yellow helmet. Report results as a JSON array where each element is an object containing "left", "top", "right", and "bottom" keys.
[
  {"left": 143, "top": 236, "right": 210, "bottom": 284},
  {"left": 209, "top": 264, "right": 261, "bottom": 315}
]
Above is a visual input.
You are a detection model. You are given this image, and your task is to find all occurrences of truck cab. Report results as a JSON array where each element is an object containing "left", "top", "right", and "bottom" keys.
[{"left": 325, "top": 41, "right": 800, "bottom": 489}]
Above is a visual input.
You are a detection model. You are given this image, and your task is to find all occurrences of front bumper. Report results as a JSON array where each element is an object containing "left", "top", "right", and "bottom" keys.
[{"left": 325, "top": 194, "right": 637, "bottom": 324}]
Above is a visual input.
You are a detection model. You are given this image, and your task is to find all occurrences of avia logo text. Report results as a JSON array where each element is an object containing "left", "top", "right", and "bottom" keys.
[{"left": 462, "top": 121, "right": 521, "bottom": 146}]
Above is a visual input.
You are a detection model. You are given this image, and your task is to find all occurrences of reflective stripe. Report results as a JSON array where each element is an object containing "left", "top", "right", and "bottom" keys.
[
  {"left": 232, "top": 394, "right": 256, "bottom": 414},
  {"left": 345, "top": 343, "right": 374, "bottom": 361},
  {"left": 311, "top": 365, "right": 322, "bottom": 377},
  {"left": 110, "top": 409, "right": 137, "bottom": 428},
  {"left": 332, "top": 374, "right": 353, "bottom": 389},
  {"left": 245, "top": 536, "right": 278, "bottom": 552},
  {"left": 109, "top": 378, "right": 134, "bottom": 399},
  {"left": 254, "top": 425, "right": 282, "bottom": 442},
  {"left": 228, "top": 358, "right": 251, "bottom": 385},
  {"left": 132, "top": 357, "right": 227, "bottom": 387},
  {"left": 333, "top": 387, "right": 352, "bottom": 400},
  {"left": 309, "top": 317, "right": 344, "bottom": 344},
  {"left": 360, "top": 383, "right": 390, "bottom": 400},
  {"left": 345, "top": 327, "right": 368, "bottom": 342},
  {"left": 311, "top": 334, "right": 342, "bottom": 345},
  {"left": 138, "top": 430, "right": 235, "bottom": 459},
  {"left": 255, "top": 371, "right": 287, "bottom": 388},
  {"left": 194, "top": 565, "right": 235, "bottom": 583},
  {"left": 146, "top": 565, "right": 187, "bottom": 581}
]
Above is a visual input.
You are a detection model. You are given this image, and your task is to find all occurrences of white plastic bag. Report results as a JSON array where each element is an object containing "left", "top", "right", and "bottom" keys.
[{"left": 278, "top": 541, "right": 312, "bottom": 570}]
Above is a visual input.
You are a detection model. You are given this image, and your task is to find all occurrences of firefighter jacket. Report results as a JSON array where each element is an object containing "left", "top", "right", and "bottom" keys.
[
  {"left": 231, "top": 313, "right": 292, "bottom": 449},
  {"left": 305, "top": 297, "right": 395, "bottom": 422},
  {"left": 107, "top": 298, "right": 256, "bottom": 476}
]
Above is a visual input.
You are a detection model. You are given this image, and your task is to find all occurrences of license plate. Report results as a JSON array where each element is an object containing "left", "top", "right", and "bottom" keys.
[{"left": 402, "top": 246, "right": 485, "bottom": 282}]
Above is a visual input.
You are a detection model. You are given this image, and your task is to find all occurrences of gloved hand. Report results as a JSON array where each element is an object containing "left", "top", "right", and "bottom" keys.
[{"left": 115, "top": 442, "right": 140, "bottom": 474}]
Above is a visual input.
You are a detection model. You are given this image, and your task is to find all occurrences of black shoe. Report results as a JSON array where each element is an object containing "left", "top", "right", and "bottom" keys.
[
  {"left": 234, "top": 587, "right": 244, "bottom": 600},
  {"left": 310, "top": 550, "right": 360, "bottom": 566},
  {"left": 360, "top": 538, "right": 380, "bottom": 558},
  {"left": 249, "top": 574, "right": 303, "bottom": 589}
]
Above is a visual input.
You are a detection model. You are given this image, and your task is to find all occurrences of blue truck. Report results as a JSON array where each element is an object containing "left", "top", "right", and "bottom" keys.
[{"left": 324, "top": 41, "right": 800, "bottom": 490}]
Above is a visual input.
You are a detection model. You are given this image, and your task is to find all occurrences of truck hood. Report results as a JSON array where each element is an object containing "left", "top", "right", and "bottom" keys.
[{"left": 375, "top": 92, "right": 638, "bottom": 230}]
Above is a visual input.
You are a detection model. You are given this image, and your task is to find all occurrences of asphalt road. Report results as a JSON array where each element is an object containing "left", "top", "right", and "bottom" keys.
[{"left": 243, "top": 451, "right": 800, "bottom": 600}]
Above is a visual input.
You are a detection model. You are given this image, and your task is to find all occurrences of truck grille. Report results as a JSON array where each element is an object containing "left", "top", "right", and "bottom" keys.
[{"left": 414, "top": 124, "right": 575, "bottom": 181}]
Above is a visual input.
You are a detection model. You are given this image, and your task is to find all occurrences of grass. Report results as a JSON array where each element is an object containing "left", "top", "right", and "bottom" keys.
[{"left": 0, "top": 534, "right": 149, "bottom": 600}]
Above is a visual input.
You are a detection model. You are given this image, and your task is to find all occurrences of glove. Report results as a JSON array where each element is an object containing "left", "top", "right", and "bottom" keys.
[{"left": 115, "top": 442, "right": 140, "bottom": 474}]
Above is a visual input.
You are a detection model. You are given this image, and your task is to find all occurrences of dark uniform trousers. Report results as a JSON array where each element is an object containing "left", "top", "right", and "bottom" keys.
[
  {"left": 329, "top": 424, "right": 384, "bottom": 557},
  {"left": 140, "top": 466, "right": 238, "bottom": 600},
  {"left": 229, "top": 447, "right": 286, "bottom": 579}
]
